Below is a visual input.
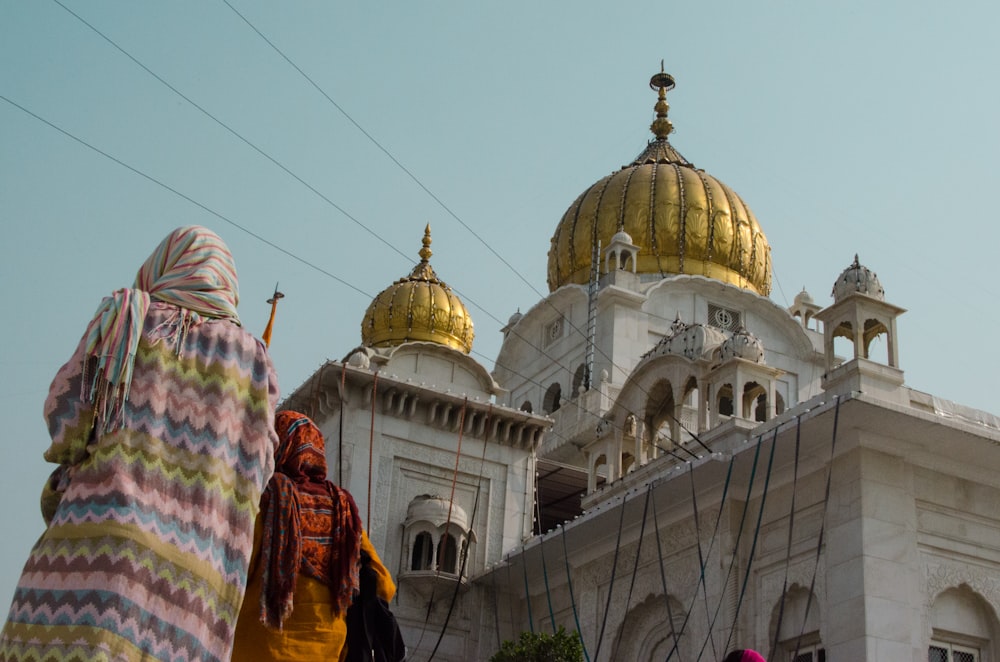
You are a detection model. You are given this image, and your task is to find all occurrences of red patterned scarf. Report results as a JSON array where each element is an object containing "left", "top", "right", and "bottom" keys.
[{"left": 259, "top": 411, "right": 363, "bottom": 629}]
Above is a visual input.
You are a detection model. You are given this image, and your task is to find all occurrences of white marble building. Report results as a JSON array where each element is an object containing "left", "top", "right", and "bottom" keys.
[{"left": 283, "top": 68, "right": 1000, "bottom": 662}]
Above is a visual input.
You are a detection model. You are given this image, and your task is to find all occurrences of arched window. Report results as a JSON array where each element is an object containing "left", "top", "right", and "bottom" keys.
[
  {"left": 928, "top": 586, "right": 998, "bottom": 662},
  {"left": 572, "top": 364, "right": 587, "bottom": 396},
  {"left": 520, "top": 400, "right": 533, "bottom": 413},
  {"left": 863, "top": 317, "right": 889, "bottom": 363},
  {"left": 770, "top": 585, "right": 823, "bottom": 661},
  {"left": 543, "top": 382, "right": 562, "bottom": 413},
  {"left": 743, "top": 381, "right": 767, "bottom": 421},
  {"left": 437, "top": 533, "right": 458, "bottom": 573},
  {"left": 717, "top": 384, "right": 734, "bottom": 417},
  {"left": 411, "top": 531, "right": 433, "bottom": 571}
]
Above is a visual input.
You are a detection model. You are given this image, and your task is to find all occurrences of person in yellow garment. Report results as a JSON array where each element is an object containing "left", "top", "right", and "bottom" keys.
[{"left": 231, "top": 410, "right": 395, "bottom": 661}]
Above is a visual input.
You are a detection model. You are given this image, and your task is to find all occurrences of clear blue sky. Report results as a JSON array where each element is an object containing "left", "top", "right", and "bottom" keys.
[{"left": 2, "top": 1, "right": 998, "bottom": 607}]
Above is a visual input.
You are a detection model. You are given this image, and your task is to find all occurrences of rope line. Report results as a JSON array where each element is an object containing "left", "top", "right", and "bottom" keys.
[
  {"left": 768, "top": 415, "right": 803, "bottom": 660},
  {"left": 426, "top": 401, "right": 488, "bottom": 662},
  {"left": 505, "top": 556, "right": 517, "bottom": 639},
  {"left": 521, "top": 550, "right": 536, "bottom": 634},
  {"left": 665, "top": 451, "right": 737, "bottom": 661},
  {"left": 531, "top": 464, "right": 559, "bottom": 634},
  {"left": 722, "top": 427, "right": 779, "bottom": 656},
  {"left": 651, "top": 488, "right": 681, "bottom": 657},
  {"left": 366, "top": 372, "right": 378, "bottom": 528},
  {"left": 688, "top": 463, "right": 717, "bottom": 661},
  {"left": 538, "top": 529, "right": 557, "bottom": 634},
  {"left": 491, "top": 563, "right": 502, "bottom": 651},
  {"left": 338, "top": 365, "right": 347, "bottom": 486},
  {"left": 409, "top": 399, "right": 468, "bottom": 657},
  {"left": 791, "top": 396, "right": 841, "bottom": 661},
  {"left": 686, "top": 435, "right": 763, "bottom": 662},
  {"left": 609, "top": 483, "right": 653, "bottom": 661},
  {"left": 592, "top": 494, "right": 628, "bottom": 661},
  {"left": 560, "top": 523, "right": 592, "bottom": 662}
]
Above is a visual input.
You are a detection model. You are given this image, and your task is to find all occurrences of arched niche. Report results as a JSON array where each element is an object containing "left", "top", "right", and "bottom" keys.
[
  {"left": 644, "top": 378, "right": 676, "bottom": 449},
  {"left": 611, "top": 593, "right": 687, "bottom": 661},
  {"left": 769, "top": 584, "right": 823, "bottom": 660},
  {"left": 928, "top": 585, "right": 999, "bottom": 661}
]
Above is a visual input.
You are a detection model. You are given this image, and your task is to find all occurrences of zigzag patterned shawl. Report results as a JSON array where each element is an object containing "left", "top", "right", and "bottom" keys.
[{"left": 0, "top": 300, "right": 279, "bottom": 662}]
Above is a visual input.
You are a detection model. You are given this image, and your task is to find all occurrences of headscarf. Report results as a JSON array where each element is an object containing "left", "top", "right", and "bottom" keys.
[
  {"left": 259, "top": 411, "right": 363, "bottom": 629},
  {"left": 82, "top": 225, "right": 241, "bottom": 430},
  {"left": 722, "top": 650, "right": 767, "bottom": 662}
]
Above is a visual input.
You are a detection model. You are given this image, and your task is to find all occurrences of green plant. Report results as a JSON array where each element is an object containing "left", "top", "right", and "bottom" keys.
[{"left": 489, "top": 626, "right": 584, "bottom": 662}]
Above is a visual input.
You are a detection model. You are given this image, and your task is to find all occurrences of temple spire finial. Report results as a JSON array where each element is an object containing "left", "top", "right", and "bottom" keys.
[
  {"left": 649, "top": 62, "right": 676, "bottom": 140},
  {"left": 419, "top": 224, "right": 433, "bottom": 262}
]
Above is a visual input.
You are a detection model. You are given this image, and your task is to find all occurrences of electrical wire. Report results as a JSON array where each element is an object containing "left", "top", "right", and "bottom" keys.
[
  {"left": 0, "top": 89, "right": 619, "bottom": 481},
  {"left": 50, "top": 0, "right": 414, "bottom": 268},
  {"left": 12, "top": 10, "right": 846, "bottom": 654},
  {"left": 37, "top": 2, "right": 769, "bottom": 498},
  {"left": 0, "top": 93, "right": 371, "bottom": 300},
  {"left": 219, "top": 0, "right": 766, "bottom": 467}
]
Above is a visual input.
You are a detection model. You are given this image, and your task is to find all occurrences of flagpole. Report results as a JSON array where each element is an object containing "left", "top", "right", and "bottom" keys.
[{"left": 262, "top": 283, "right": 284, "bottom": 348}]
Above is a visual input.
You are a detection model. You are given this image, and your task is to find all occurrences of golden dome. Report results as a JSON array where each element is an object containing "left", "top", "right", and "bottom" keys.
[
  {"left": 546, "top": 67, "right": 772, "bottom": 295},
  {"left": 361, "top": 225, "right": 475, "bottom": 353}
]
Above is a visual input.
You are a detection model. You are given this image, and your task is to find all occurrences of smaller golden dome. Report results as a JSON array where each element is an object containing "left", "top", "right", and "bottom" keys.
[{"left": 361, "top": 225, "right": 475, "bottom": 353}]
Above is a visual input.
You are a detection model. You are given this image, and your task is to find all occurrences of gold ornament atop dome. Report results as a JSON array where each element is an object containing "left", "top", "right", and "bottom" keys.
[
  {"left": 546, "top": 65, "right": 772, "bottom": 296},
  {"left": 361, "top": 225, "right": 475, "bottom": 354}
]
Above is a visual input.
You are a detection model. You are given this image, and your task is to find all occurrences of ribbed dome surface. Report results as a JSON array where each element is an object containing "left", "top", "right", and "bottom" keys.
[
  {"left": 546, "top": 70, "right": 772, "bottom": 295},
  {"left": 361, "top": 226, "right": 474, "bottom": 353}
]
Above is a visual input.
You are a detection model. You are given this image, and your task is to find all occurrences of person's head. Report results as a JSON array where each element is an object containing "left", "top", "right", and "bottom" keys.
[
  {"left": 83, "top": 225, "right": 241, "bottom": 430},
  {"left": 134, "top": 225, "right": 240, "bottom": 322},
  {"left": 723, "top": 650, "right": 766, "bottom": 662},
  {"left": 273, "top": 410, "right": 329, "bottom": 482}
]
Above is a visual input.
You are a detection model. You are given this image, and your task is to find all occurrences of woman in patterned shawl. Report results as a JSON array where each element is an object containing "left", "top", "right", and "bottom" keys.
[
  {"left": 0, "top": 226, "right": 280, "bottom": 662},
  {"left": 231, "top": 410, "right": 396, "bottom": 661}
]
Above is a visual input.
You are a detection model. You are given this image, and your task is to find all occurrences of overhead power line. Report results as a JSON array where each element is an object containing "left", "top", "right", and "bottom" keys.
[{"left": 0, "top": 93, "right": 372, "bottom": 301}]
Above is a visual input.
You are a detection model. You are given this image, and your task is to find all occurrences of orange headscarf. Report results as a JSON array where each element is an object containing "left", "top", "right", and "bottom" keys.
[{"left": 258, "top": 411, "right": 362, "bottom": 629}]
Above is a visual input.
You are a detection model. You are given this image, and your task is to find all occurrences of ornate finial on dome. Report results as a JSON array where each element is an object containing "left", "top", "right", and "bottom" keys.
[
  {"left": 649, "top": 61, "right": 676, "bottom": 140},
  {"left": 361, "top": 225, "right": 475, "bottom": 353},
  {"left": 409, "top": 224, "right": 438, "bottom": 281},
  {"left": 419, "top": 224, "right": 433, "bottom": 262}
]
